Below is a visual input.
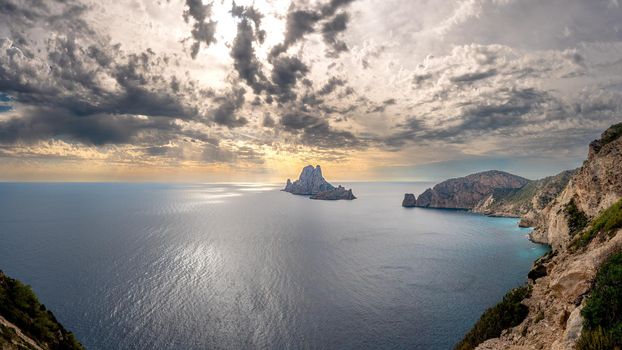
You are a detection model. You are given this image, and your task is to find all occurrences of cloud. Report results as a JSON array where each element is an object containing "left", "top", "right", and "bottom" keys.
[
  {"left": 0, "top": 107, "right": 181, "bottom": 145},
  {"left": 183, "top": 0, "right": 217, "bottom": 59},
  {"left": 321, "top": 12, "right": 350, "bottom": 57},
  {"left": 318, "top": 77, "right": 346, "bottom": 96},
  {"left": 269, "top": 0, "right": 356, "bottom": 59},
  {"left": 230, "top": 3, "right": 268, "bottom": 94},
  {"left": 280, "top": 111, "right": 361, "bottom": 149},
  {"left": 262, "top": 113, "right": 275, "bottom": 127},
  {"left": 211, "top": 87, "right": 248, "bottom": 128},
  {"left": 269, "top": 55, "right": 309, "bottom": 103}
]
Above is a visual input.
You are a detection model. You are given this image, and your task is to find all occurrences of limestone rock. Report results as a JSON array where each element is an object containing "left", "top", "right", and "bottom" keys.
[
  {"left": 283, "top": 165, "right": 356, "bottom": 200},
  {"left": 402, "top": 193, "right": 416, "bottom": 207},
  {"left": 310, "top": 185, "right": 356, "bottom": 200},
  {"left": 530, "top": 122, "right": 622, "bottom": 249},
  {"left": 283, "top": 165, "right": 334, "bottom": 195}
]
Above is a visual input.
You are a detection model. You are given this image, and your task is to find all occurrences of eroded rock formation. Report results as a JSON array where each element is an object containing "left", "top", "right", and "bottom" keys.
[{"left": 284, "top": 165, "right": 356, "bottom": 200}]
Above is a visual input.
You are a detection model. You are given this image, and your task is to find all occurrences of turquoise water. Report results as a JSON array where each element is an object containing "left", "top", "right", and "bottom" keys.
[{"left": 0, "top": 182, "right": 548, "bottom": 349}]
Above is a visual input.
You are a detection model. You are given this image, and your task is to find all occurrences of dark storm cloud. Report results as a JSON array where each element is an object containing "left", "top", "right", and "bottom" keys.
[
  {"left": 269, "top": 55, "right": 309, "bottom": 103},
  {"left": 383, "top": 86, "right": 622, "bottom": 151},
  {"left": 183, "top": 0, "right": 217, "bottom": 59},
  {"left": 0, "top": 107, "right": 181, "bottom": 145},
  {"left": 0, "top": 0, "right": 276, "bottom": 148},
  {"left": 262, "top": 113, "right": 275, "bottom": 127},
  {"left": 229, "top": 2, "right": 272, "bottom": 96},
  {"left": 449, "top": 69, "right": 498, "bottom": 83},
  {"left": 321, "top": 13, "right": 349, "bottom": 57},
  {"left": 385, "top": 87, "right": 550, "bottom": 147},
  {"left": 0, "top": 0, "right": 93, "bottom": 38},
  {"left": 367, "top": 98, "right": 397, "bottom": 113},
  {"left": 269, "top": 0, "right": 356, "bottom": 59},
  {"left": 0, "top": 36, "right": 198, "bottom": 121},
  {"left": 280, "top": 111, "right": 360, "bottom": 149},
  {"left": 0, "top": 27, "right": 230, "bottom": 145},
  {"left": 318, "top": 77, "right": 346, "bottom": 96},
  {"left": 211, "top": 87, "right": 247, "bottom": 128}
]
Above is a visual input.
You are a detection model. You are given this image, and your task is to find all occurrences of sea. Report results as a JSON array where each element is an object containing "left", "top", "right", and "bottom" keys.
[{"left": 0, "top": 182, "right": 549, "bottom": 349}]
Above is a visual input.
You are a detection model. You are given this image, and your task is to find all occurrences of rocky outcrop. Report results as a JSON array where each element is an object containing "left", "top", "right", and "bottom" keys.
[
  {"left": 413, "top": 170, "right": 530, "bottom": 209},
  {"left": 310, "top": 185, "right": 356, "bottom": 200},
  {"left": 469, "top": 123, "right": 622, "bottom": 350},
  {"left": 284, "top": 165, "right": 334, "bottom": 195},
  {"left": 284, "top": 165, "right": 356, "bottom": 200},
  {"left": 530, "top": 123, "right": 622, "bottom": 250},
  {"left": 402, "top": 193, "right": 416, "bottom": 207}
]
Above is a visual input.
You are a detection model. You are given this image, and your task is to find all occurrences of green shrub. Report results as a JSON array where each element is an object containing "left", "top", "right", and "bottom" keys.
[
  {"left": 577, "top": 252, "right": 622, "bottom": 349},
  {"left": 574, "top": 198, "right": 622, "bottom": 249},
  {"left": 577, "top": 327, "right": 615, "bottom": 350},
  {"left": 455, "top": 285, "right": 531, "bottom": 350},
  {"left": 600, "top": 123, "right": 622, "bottom": 147},
  {"left": 0, "top": 271, "right": 84, "bottom": 350},
  {"left": 565, "top": 198, "right": 588, "bottom": 237}
]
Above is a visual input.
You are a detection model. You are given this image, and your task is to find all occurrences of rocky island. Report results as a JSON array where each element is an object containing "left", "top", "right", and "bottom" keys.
[{"left": 283, "top": 165, "right": 356, "bottom": 200}]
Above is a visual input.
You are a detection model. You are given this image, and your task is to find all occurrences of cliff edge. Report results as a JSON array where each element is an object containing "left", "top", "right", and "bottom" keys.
[
  {"left": 457, "top": 123, "right": 622, "bottom": 350},
  {"left": 0, "top": 271, "right": 84, "bottom": 350}
]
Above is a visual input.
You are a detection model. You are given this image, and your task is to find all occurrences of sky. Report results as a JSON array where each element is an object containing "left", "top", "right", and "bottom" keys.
[{"left": 0, "top": 0, "right": 621, "bottom": 183}]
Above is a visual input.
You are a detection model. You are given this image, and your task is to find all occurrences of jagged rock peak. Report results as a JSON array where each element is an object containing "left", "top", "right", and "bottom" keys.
[
  {"left": 283, "top": 165, "right": 334, "bottom": 195},
  {"left": 283, "top": 165, "right": 356, "bottom": 200}
]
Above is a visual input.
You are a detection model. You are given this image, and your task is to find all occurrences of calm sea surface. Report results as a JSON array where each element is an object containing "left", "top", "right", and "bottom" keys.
[{"left": 0, "top": 182, "right": 548, "bottom": 349}]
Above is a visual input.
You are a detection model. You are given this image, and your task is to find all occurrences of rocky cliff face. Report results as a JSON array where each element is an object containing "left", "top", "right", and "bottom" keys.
[
  {"left": 530, "top": 123, "right": 622, "bottom": 250},
  {"left": 473, "top": 170, "right": 575, "bottom": 223},
  {"left": 470, "top": 123, "right": 622, "bottom": 350},
  {"left": 284, "top": 165, "right": 356, "bottom": 200},
  {"left": 414, "top": 170, "right": 530, "bottom": 209}
]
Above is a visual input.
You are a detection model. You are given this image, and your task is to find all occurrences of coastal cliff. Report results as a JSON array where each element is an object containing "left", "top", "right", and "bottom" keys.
[
  {"left": 403, "top": 170, "right": 573, "bottom": 224},
  {"left": 411, "top": 170, "right": 530, "bottom": 210},
  {"left": 284, "top": 165, "right": 356, "bottom": 200},
  {"left": 0, "top": 271, "right": 84, "bottom": 350},
  {"left": 457, "top": 123, "right": 622, "bottom": 350}
]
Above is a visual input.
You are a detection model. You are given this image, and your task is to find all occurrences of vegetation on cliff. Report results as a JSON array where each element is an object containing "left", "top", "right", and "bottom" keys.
[
  {"left": 573, "top": 198, "right": 622, "bottom": 249},
  {"left": 0, "top": 271, "right": 84, "bottom": 350},
  {"left": 577, "top": 252, "right": 622, "bottom": 350},
  {"left": 599, "top": 122, "right": 622, "bottom": 147},
  {"left": 455, "top": 285, "right": 531, "bottom": 350},
  {"left": 483, "top": 170, "right": 574, "bottom": 217},
  {"left": 565, "top": 198, "right": 589, "bottom": 237}
]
